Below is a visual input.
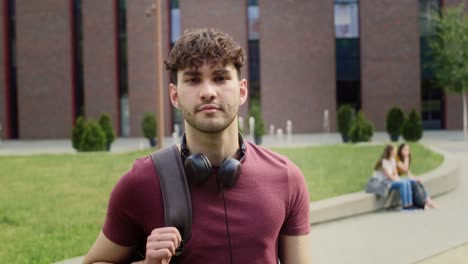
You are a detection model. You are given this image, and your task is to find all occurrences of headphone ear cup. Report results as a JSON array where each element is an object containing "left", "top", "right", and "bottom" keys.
[
  {"left": 184, "top": 154, "right": 212, "bottom": 185},
  {"left": 217, "top": 158, "right": 241, "bottom": 189}
]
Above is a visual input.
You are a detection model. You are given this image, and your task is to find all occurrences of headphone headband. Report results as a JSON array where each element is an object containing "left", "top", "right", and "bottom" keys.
[{"left": 181, "top": 133, "right": 246, "bottom": 162}]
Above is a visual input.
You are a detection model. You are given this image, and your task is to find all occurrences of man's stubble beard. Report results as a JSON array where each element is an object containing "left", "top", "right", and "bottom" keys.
[{"left": 180, "top": 102, "right": 238, "bottom": 134}]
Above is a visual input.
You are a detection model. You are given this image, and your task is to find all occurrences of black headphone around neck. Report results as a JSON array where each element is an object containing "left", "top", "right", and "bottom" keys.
[{"left": 180, "top": 133, "right": 246, "bottom": 189}]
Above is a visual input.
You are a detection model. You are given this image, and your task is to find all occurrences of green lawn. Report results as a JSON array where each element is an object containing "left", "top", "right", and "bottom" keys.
[{"left": 0, "top": 143, "right": 443, "bottom": 263}]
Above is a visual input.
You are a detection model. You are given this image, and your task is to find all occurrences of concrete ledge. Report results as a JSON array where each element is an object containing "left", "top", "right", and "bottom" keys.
[{"left": 310, "top": 145, "right": 460, "bottom": 225}]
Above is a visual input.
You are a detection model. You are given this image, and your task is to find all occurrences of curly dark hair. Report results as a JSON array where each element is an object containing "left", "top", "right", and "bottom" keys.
[{"left": 164, "top": 28, "right": 246, "bottom": 84}]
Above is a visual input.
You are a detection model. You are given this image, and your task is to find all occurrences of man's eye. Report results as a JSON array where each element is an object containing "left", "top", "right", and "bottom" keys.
[
  {"left": 214, "top": 76, "right": 226, "bottom": 82},
  {"left": 186, "top": 78, "right": 200, "bottom": 84}
]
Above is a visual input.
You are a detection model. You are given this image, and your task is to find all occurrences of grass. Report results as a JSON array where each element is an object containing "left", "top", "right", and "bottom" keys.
[{"left": 0, "top": 143, "right": 443, "bottom": 263}]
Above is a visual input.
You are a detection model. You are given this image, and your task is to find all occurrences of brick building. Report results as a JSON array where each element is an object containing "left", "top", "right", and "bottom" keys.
[{"left": 0, "top": 0, "right": 466, "bottom": 139}]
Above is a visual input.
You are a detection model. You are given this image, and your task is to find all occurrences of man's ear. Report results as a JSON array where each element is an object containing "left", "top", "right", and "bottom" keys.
[
  {"left": 169, "top": 83, "right": 180, "bottom": 109},
  {"left": 239, "top": 79, "right": 248, "bottom": 106}
]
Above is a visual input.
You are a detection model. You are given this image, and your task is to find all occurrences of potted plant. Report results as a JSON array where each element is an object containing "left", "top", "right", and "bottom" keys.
[
  {"left": 141, "top": 112, "right": 157, "bottom": 147},
  {"left": 249, "top": 100, "right": 266, "bottom": 145},
  {"left": 337, "top": 105, "right": 355, "bottom": 143},
  {"left": 385, "top": 107, "right": 405, "bottom": 142},
  {"left": 72, "top": 116, "right": 85, "bottom": 151},
  {"left": 402, "top": 109, "right": 423, "bottom": 142},
  {"left": 79, "top": 120, "right": 107, "bottom": 152},
  {"left": 349, "top": 111, "right": 374, "bottom": 143},
  {"left": 98, "top": 113, "right": 116, "bottom": 151}
]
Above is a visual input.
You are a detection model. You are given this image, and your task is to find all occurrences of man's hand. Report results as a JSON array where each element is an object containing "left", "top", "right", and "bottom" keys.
[{"left": 145, "top": 227, "right": 182, "bottom": 264}]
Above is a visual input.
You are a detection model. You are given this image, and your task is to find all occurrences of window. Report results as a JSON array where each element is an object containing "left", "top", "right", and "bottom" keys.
[
  {"left": 72, "top": 0, "right": 84, "bottom": 119},
  {"left": 335, "top": 0, "right": 361, "bottom": 110},
  {"left": 420, "top": 0, "right": 443, "bottom": 129},
  {"left": 248, "top": 0, "right": 260, "bottom": 101},
  {"left": 117, "top": 0, "right": 129, "bottom": 136},
  {"left": 5, "top": 0, "right": 18, "bottom": 138}
]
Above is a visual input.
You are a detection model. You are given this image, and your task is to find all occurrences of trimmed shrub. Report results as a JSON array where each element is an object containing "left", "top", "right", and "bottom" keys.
[
  {"left": 142, "top": 112, "right": 157, "bottom": 147},
  {"left": 79, "top": 120, "right": 107, "bottom": 152},
  {"left": 402, "top": 109, "right": 423, "bottom": 142},
  {"left": 349, "top": 111, "right": 374, "bottom": 143},
  {"left": 385, "top": 107, "right": 405, "bottom": 142},
  {"left": 337, "top": 105, "right": 355, "bottom": 142},
  {"left": 249, "top": 100, "right": 266, "bottom": 140},
  {"left": 98, "top": 113, "right": 116, "bottom": 151},
  {"left": 72, "top": 116, "right": 85, "bottom": 151}
]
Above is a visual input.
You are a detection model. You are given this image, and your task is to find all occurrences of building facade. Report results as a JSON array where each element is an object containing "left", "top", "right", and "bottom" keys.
[{"left": 0, "top": 0, "right": 466, "bottom": 139}]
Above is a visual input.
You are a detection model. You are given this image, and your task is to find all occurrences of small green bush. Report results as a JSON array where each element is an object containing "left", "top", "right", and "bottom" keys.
[
  {"left": 402, "top": 109, "right": 423, "bottom": 142},
  {"left": 249, "top": 100, "right": 266, "bottom": 138},
  {"left": 72, "top": 116, "right": 85, "bottom": 151},
  {"left": 349, "top": 111, "right": 374, "bottom": 143},
  {"left": 337, "top": 105, "right": 355, "bottom": 142},
  {"left": 79, "top": 120, "right": 107, "bottom": 152},
  {"left": 98, "top": 113, "right": 116, "bottom": 151},
  {"left": 142, "top": 112, "right": 157, "bottom": 139},
  {"left": 385, "top": 107, "right": 405, "bottom": 142}
]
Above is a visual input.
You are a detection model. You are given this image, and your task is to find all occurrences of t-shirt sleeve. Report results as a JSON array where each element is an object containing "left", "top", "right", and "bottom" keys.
[
  {"left": 280, "top": 160, "right": 311, "bottom": 236},
  {"left": 102, "top": 161, "right": 145, "bottom": 247}
]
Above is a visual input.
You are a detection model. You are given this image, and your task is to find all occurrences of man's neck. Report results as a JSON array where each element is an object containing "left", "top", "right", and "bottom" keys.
[{"left": 184, "top": 124, "right": 239, "bottom": 166}]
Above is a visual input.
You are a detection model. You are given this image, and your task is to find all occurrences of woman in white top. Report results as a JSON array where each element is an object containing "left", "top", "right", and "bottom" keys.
[{"left": 374, "top": 145, "right": 414, "bottom": 209}]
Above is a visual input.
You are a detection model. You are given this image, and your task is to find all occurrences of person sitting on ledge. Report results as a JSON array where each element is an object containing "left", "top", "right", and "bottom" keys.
[
  {"left": 374, "top": 145, "right": 415, "bottom": 210},
  {"left": 396, "top": 143, "right": 438, "bottom": 209}
]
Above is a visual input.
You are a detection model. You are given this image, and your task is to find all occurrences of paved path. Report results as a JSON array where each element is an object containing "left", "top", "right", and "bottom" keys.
[{"left": 311, "top": 140, "right": 468, "bottom": 264}]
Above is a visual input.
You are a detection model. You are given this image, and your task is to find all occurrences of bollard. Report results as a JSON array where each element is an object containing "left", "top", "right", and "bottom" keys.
[
  {"left": 286, "top": 120, "right": 292, "bottom": 143},
  {"left": 249, "top": 116, "right": 255, "bottom": 141},
  {"left": 323, "top": 109, "right": 330, "bottom": 133}
]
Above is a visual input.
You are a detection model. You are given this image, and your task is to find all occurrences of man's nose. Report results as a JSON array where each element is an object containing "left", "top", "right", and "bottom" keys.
[{"left": 199, "top": 81, "right": 216, "bottom": 101}]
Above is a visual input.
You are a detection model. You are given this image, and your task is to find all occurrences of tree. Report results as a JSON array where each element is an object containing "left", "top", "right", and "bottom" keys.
[{"left": 429, "top": 4, "right": 468, "bottom": 140}]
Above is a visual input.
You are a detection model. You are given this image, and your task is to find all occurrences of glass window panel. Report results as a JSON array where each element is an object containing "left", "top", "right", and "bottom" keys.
[
  {"left": 171, "top": 8, "right": 180, "bottom": 43},
  {"left": 334, "top": 3, "right": 359, "bottom": 38},
  {"left": 248, "top": 6, "right": 259, "bottom": 40}
]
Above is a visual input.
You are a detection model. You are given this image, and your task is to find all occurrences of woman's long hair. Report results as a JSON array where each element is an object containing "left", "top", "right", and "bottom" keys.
[
  {"left": 374, "top": 145, "right": 394, "bottom": 170},
  {"left": 397, "top": 143, "right": 411, "bottom": 167}
]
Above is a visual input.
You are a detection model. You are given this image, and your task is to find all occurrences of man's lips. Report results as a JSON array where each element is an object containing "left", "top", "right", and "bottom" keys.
[{"left": 197, "top": 104, "right": 222, "bottom": 112}]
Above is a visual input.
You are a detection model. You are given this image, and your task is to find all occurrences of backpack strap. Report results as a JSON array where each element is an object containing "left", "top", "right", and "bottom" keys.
[{"left": 150, "top": 145, "right": 192, "bottom": 257}]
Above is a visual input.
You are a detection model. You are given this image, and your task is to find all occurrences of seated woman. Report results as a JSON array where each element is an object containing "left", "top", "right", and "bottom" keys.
[
  {"left": 396, "top": 143, "right": 438, "bottom": 209},
  {"left": 374, "top": 145, "right": 414, "bottom": 210}
]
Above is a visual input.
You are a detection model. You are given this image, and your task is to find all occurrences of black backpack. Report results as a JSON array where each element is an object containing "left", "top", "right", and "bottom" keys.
[{"left": 411, "top": 181, "right": 427, "bottom": 209}]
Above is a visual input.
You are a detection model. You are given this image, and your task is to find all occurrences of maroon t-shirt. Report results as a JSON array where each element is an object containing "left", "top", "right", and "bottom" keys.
[{"left": 103, "top": 142, "right": 310, "bottom": 263}]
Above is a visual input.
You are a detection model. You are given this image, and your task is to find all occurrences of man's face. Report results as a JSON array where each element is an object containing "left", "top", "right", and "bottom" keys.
[{"left": 169, "top": 63, "right": 248, "bottom": 134}]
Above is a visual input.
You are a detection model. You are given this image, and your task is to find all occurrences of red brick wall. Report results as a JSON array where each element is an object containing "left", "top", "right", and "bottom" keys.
[
  {"left": 179, "top": 0, "right": 249, "bottom": 118},
  {"left": 259, "top": 0, "right": 336, "bottom": 133},
  {"left": 82, "top": 0, "right": 119, "bottom": 134},
  {"left": 361, "top": 0, "right": 421, "bottom": 130},
  {"left": 127, "top": 0, "right": 171, "bottom": 137},
  {"left": 15, "top": 0, "right": 73, "bottom": 139},
  {"left": 0, "top": 0, "right": 6, "bottom": 139}
]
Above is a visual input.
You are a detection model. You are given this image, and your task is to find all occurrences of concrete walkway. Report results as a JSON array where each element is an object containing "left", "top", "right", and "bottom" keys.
[{"left": 1, "top": 131, "right": 466, "bottom": 264}]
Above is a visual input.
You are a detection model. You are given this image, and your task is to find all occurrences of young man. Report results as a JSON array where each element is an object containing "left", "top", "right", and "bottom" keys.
[{"left": 84, "top": 28, "right": 311, "bottom": 264}]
